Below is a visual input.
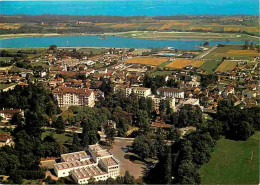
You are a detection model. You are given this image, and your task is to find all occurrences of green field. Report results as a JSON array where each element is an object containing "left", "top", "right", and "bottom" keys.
[
  {"left": 203, "top": 45, "right": 259, "bottom": 60},
  {"left": 41, "top": 131, "right": 73, "bottom": 145},
  {"left": 151, "top": 70, "right": 174, "bottom": 76},
  {"left": 200, "top": 132, "right": 259, "bottom": 184},
  {"left": 0, "top": 57, "right": 13, "bottom": 62},
  {"left": 0, "top": 83, "right": 16, "bottom": 90},
  {"left": 200, "top": 60, "right": 223, "bottom": 73}
]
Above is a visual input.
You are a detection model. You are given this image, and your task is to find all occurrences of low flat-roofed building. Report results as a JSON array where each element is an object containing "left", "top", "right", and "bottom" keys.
[
  {"left": 54, "top": 158, "right": 96, "bottom": 177},
  {"left": 54, "top": 144, "right": 120, "bottom": 184},
  {"left": 71, "top": 165, "right": 109, "bottom": 184}
]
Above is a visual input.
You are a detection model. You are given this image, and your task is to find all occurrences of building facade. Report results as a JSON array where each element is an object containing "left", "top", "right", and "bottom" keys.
[
  {"left": 0, "top": 108, "right": 24, "bottom": 121},
  {"left": 157, "top": 87, "right": 185, "bottom": 99},
  {"left": 52, "top": 87, "right": 95, "bottom": 108}
]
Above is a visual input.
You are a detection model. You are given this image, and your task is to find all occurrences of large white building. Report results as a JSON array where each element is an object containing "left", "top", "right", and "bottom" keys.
[
  {"left": 114, "top": 85, "right": 175, "bottom": 112},
  {"left": 54, "top": 144, "right": 120, "bottom": 184},
  {"left": 157, "top": 87, "right": 185, "bottom": 99},
  {"left": 52, "top": 87, "right": 95, "bottom": 108}
]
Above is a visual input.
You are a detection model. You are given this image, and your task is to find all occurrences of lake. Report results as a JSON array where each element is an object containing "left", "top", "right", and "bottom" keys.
[
  {"left": 1, "top": 0, "right": 258, "bottom": 16},
  {"left": 0, "top": 35, "right": 247, "bottom": 49}
]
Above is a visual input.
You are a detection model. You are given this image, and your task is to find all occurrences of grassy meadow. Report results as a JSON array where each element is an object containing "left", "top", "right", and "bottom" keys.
[{"left": 200, "top": 132, "right": 259, "bottom": 184}]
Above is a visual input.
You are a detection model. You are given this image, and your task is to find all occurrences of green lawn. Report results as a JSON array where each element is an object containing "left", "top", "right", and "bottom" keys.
[
  {"left": 0, "top": 57, "right": 14, "bottom": 62},
  {"left": 0, "top": 83, "right": 16, "bottom": 90},
  {"left": 200, "top": 132, "right": 259, "bottom": 184},
  {"left": 151, "top": 70, "right": 173, "bottom": 76},
  {"left": 200, "top": 60, "right": 223, "bottom": 73},
  {"left": 41, "top": 131, "right": 73, "bottom": 145}
]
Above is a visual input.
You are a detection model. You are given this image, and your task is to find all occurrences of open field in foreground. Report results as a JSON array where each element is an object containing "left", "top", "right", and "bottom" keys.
[
  {"left": 200, "top": 132, "right": 259, "bottom": 184},
  {"left": 203, "top": 45, "right": 259, "bottom": 60},
  {"left": 215, "top": 61, "right": 237, "bottom": 72},
  {"left": 124, "top": 57, "right": 169, "bottom": 66},
  {"left": 200, "top": 60, "right": 223, "bottom": 73},
  {"left": 165, "top": 59, "right": 204, "bottom": 69}
]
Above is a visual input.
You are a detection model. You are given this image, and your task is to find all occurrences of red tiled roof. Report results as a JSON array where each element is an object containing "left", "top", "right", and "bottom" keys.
[
  {"left": 0, "top": 109, "right": 23, "bottom": 114},
  {"left": 0, "top": 133, "right": 12, "bottom": 142},
  {"left": 52, "top": 87, "right": 93, "bottom": 96},
  {"left": 158, "top": 87, "right": 184, "bottom": 93},
  {"left": 151, "top": 122, "right": 171, "bottom": 128}
]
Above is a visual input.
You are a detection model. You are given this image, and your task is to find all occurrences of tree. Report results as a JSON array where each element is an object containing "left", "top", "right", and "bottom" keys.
[
  {"left": 70, "top": 133, "right": 81, "bottom": 152},
  {"left": 167, "top": 125, "right": 181, "bottom": 141},
  {"left": 132, "top": 135, "right": 152, "bottom": 160},
  {"left": 10, "top": 113, "right": 24, "bottom": 125},
  {"left": 104, "top": 125, "right": 116, "bottom": 146},
  {"left": 236, "top": 121, "right": 254, "bottom": 141},
  {"left": 176, "top": 159, "right": 201, "bottom": 184},
  {"left": 54, "top": 116, "right": 65, "bottom": 134}
]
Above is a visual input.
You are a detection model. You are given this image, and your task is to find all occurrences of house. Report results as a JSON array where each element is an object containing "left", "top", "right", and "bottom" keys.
[
  {"left": 151, "top": 122, "right": 171, "bottom": 129},
  {"left": 183, "top": 98, "right": 200, "bottom": 106},
  {"left": 52, "top": 87, "right": 95, "bottom": 108},
  {"left": 98, "top": 68, "right": 108, "bottom": 74},
  {"left": 0, "top": 133, "right": 14, "bottom": 147},
  {"left": 21, "top": 69, "right": 33, "bottom": 78},
  {"left": 0, "top": 108, "right": 24, "bottom": 121},
  {"left": 54, "top": 144, "right": 120, "bottom": 184}
]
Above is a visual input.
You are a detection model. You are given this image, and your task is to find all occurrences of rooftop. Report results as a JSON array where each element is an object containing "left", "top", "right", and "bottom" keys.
[
  {"left": 0, "top": 108, "right": 23, "bottom": 114},
  {"left": 158, "top": 87, "right": 184, "bottom": 93},
  {"left": 61, "top": 151, "right": 88, "bottom": 162},
  {"left": 71, "top": 166, "right": 108, "bottom": 180},
  {"left": 54, "top": 158, "right": 95, "bottom": 170},
  {"left": 52, "top": 87, "right": 93, "bottom": 96},
  {"left": 0, "top": 133, "right": 12, "bottom": 142},
  {"left": 100, "top": 157, "right": 118, "bottom": 167}
]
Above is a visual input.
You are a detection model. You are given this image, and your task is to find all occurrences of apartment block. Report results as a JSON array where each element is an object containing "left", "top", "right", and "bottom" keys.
[
  {"left": 52, "top": 87, "right": 95, "bottom": 108},
  {"left": 157, "top": 87, "right": 185, "bottom": 99}
]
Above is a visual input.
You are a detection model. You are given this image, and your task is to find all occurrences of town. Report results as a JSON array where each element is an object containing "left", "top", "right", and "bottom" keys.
[{"left": 0, "top": 40, "right": 259, "bottom": 184}]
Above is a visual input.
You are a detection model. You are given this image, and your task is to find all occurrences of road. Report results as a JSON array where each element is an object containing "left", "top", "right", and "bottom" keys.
[{"left": 195, "top": 46, "right": 217, "bottom": 59}]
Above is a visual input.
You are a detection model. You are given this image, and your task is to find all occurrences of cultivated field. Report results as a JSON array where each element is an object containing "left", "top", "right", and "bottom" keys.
[
  {"left": 215, "top": 61, "right": 237, "bottom": 72},
  {"left": 200, "top": 132, "right": 259, "bottom": 184},
  {"left": 204, "top": 45, "right": 259, "bottom": 60},
  {"left": 124, "top": 57, "right": 169, "bottom": 66},
  {"left": 200, "top": 60, "right": 223, "bottom": 73},
  {"left": 165, "top": 59, "right": 205, "bottom": 69}
]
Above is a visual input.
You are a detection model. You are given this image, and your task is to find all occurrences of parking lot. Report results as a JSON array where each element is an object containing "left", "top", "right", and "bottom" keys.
[{"left": 109, "top": 139, "right": 145, "bottom": 179}]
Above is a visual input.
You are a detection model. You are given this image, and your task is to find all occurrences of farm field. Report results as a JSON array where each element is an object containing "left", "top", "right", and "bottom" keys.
[
  {"left": 203, "top": 45, "right": 259, "bottom": 60},
  {"left": 200, "top": 132, "right": 259, "bottom": 184},
  {"left": 124, "top": 57, "right": 169, "bottom": 66},
  {"left": 215, "top": 60, "right": 237, "bottom": 72},
  {"left": 165, "top": 59, "right": 204, "bottom": 69},
  {"left": 201, "top": 60, "right": 223, "bottom": 73}
]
